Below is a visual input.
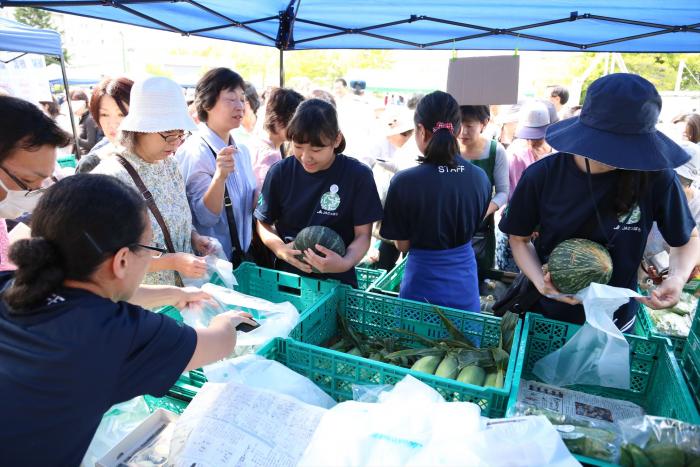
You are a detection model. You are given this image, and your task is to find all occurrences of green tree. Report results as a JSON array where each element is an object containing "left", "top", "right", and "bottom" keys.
[{"left": 14, "top": 7, "right": 70, "bottom": 65}]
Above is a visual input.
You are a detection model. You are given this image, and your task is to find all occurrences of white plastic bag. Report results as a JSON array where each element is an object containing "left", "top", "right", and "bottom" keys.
[
  {"left": 182, "top": 238, "right": 237, "bottom": 289},
  {"left": 202, "top": 354, "right": 336, "bottom": 409},
  {"left": 298, "top": 376, "right": 482, "bottom": 467},
  {"left": 181, "top": 283, "right": 299, "bottom": 356},
  {"left": 533, "top": 283, "right": 641, "bottom": 389},
  {"left": 81, "top": 396, "right": 151, "bottom": 467}
]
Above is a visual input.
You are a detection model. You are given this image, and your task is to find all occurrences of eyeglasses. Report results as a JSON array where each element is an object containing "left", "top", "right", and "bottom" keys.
[
  {"left": 0, "top": 165, "right": 53, "bottom": 198},
  {"left": 158, "top": 131, "right": 191, "bottom": 144},
  {"left": 130, "top": 243, "right": 168, "bottom": 258}
]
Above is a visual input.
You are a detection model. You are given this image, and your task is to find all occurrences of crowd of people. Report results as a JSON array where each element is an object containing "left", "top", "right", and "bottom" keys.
[{"left": 0, "top": 68, "right": 699, "bottom": 464}]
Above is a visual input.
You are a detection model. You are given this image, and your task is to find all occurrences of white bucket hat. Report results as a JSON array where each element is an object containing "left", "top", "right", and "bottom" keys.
[
  {"left": 515, "top": 101, "right": 550, "bottom": 140},
  {"left": 383, "top": 108, "right": 415, "bottom": 137},
  {"left": 675, "top": 141, "right": 700, "bottom": 182},
  {"left": 119, "top": 76, "right": 196, "bottom": 133}
]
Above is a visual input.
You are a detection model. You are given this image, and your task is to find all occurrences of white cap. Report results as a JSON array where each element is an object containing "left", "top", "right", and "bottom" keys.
[
  {"left": 120, "top": 76, "right": 196, "bottom": 133},
  {"left": 514, "top": 101, "right": 550, "bottom": 139},
  {"left": 675, "top": 141, "right": 700, "bottom": 182},
  {"left": 383, "top": 108, "right": 414, "bottom": 137}
]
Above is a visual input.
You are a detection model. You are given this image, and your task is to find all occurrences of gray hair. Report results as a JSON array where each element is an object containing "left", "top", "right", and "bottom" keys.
[{"left": 118, "top": 130, "right": 139, "bottom": 153}]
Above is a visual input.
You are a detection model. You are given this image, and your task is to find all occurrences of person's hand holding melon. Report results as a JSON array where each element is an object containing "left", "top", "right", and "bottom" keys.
[
  {"left": 274, "top": 240, "right": 313, "bottom": 274},
  {"left": 294, "top": 226, "right": 348, "bottom": 274}
]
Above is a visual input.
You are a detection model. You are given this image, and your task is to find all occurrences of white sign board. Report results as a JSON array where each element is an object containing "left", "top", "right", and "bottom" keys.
[
  {"left": 0, "top": 52, "right": 52, "bottom": 105},
  {"left": 446, "top": 55, "right": 519, "bottom": 105}
]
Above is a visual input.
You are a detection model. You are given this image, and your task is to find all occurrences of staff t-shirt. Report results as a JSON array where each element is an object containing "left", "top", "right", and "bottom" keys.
[
  {"left": 254, "top": 153, "right": 384, "bottom": 286},
  {"left": 499, "top": 153, "right": 695, "bottom": 329},
  {"left": 0, "top": 274, "right": 197, "bottom": 466},
  {"left": 381, "top": 158, "right": 491, "bottom": 249}
]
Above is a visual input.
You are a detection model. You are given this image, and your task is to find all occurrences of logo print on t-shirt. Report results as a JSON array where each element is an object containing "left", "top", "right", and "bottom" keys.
[
  {"left": 618, "top": 205, "right": 641, "bottom": 224},
  {"left": 257, "top": 193, "right": 264, "bottom": 207},
  {"left": 320, "top": 184, "right": 341, "bottom": 211}
]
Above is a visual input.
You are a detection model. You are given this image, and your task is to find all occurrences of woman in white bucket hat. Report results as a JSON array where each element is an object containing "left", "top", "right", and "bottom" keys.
[{"left": 93, "top": 76, "right": 215, "bottom": 286}]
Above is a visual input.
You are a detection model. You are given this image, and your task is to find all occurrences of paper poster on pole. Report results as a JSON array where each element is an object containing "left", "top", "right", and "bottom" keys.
[{"left": 446, "top": 55, "right": 519, "bottom": 105}]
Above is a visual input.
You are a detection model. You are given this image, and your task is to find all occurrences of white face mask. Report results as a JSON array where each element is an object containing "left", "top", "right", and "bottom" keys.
[{"left": 0, "top": 176, "right": 42, "bottom": 219}]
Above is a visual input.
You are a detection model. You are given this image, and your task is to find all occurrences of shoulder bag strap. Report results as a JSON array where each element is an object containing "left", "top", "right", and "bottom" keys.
[
  {"left": 200, "top": 138, "right": 245, "bottom": 258},
  {"left": 115, "top": 155, "right": 184, "bottom": 286}
]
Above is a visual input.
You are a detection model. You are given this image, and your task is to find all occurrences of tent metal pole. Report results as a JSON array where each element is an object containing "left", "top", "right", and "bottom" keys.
[
  {"left": 59, "top": 53, "right": 80, "bottom": 158},
  {"left": 279, "top": 48, "right": 284, "bottom": 87}
]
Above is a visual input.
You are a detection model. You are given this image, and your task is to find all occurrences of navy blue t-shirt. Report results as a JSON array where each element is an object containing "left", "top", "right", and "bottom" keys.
[
  {"left": 499, "top": 153, "right": 695, "bottom": 329},
  {"left": 254, "top": 153, "right": 384, "bottom": 286},
  {"left": 0, "top": 275, "right": 197, "bottom": 466},
  {"left": 381, "top": 158, "right": 491, "bottom": 249}
]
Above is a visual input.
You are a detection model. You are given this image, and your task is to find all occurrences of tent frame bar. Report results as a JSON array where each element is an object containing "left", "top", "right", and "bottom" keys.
[{"left": 2, "top": 1, "right": 699, "bottom": 52}]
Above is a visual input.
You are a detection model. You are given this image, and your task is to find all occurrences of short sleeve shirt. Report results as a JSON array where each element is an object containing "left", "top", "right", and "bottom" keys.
[
  {"left": 499, "top": 153, "right": 695, "bottom": 329},
  {"left": 381, "top": 158, "right": 491, "bottom": 250},
  {"left": 255, "top": 154, "right": 383, "bottom": 286},
  {"left": 0, "top": 275, "right": 196, "bottom": 466}
]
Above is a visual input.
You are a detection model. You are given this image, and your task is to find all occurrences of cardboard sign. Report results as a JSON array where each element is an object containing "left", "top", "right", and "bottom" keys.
[{"left": 446, "top": 55, "right": 519, "bottom": 105}]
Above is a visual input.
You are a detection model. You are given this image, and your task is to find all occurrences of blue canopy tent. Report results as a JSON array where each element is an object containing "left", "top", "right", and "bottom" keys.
[
  {"left": 2, "top": 0, "right": 698, "bottom": 84},
  {"left": 0, "top": 17, "right": 80, "bottom": 151}
]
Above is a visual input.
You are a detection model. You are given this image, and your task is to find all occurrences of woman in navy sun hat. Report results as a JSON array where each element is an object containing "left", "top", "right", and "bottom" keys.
[{"left": 499, "top": 73, "right": 699, "bottom": 330}]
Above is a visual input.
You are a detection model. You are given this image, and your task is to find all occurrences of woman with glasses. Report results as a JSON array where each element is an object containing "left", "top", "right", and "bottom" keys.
[
  {"left": 0, "top": 174, "right": 256, "bottom": 466},
  {"left": 176, "top": 68, "right": 257, "bottom": 268},
  {"left": 94, "top": 77, "right": 214, "bottom": 286}
]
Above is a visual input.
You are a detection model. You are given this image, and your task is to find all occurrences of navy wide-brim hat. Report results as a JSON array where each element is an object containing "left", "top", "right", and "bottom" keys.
[{"left": 545, "top": 73, "right": 689, "bottom": 171}]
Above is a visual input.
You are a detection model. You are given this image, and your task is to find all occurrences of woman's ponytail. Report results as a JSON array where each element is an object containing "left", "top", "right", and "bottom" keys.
[
  {"left": 5, "top": 238, "right": 65, "bottom": 312},
  {"left": 414, "top": 91, "right": 462, "bottom": 167}
]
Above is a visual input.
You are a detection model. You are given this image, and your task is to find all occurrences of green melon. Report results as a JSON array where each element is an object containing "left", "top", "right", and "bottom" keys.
[
  {"left": 293, "top": 226, "right": 346, "bottom": 272},
  {"left": 548, "top": 238, "right": 613, "bottom": 294}
]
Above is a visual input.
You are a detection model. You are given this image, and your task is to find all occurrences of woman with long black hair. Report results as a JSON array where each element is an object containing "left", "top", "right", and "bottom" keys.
[{"left": 500, "top": 73, "right": 699, "bottom": 330}]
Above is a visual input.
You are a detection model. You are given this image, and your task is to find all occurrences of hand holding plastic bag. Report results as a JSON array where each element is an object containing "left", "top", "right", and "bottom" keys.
[
  {"left": 182, "top": 238, "right": 237, "bottom": 289},
  {"left": 180, "top": 283, "right": 299, "bottom": 356},
  {"left": 533, "top": 283, "right": 641, "bottom": 389}
]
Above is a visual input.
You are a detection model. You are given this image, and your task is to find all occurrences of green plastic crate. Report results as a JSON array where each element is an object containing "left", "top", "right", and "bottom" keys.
[
  {"left": 371, "top": 256, "right": 407, "bottom": 296},
  {"left": 508, "top": 313, "right": 700, "bottom": 466},
  {"left": 57, "top": 154, "right": 77, "bottom": 168},
  {"left": 157, "top": 262, "right": 339, "bottom": 398},
  {"left": 635, "top": 302, "right": 687, "bottom": 358},
  {"left": 143, "top": 394, "right": 189, "bottom": 414},
  {"left": 290, "top": 285, "right": 522, "bottom": 417},
  {"left": 680, "top": 335, "right": 700, "bottom": 411},
  {"left": 355, "top": 267, "right": 386, "bottom": 291}
]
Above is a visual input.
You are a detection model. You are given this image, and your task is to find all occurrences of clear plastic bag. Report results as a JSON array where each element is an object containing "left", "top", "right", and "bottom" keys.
[
  {"left": 202, "top": 354, "right": 336, "bottom": 409},
  {"left": 510, "top": 402, "right": 622, "bottom": 464},
  {"left": 182, "top": 238, "right": 237, "bottom": 289},
  {"left": 81, "top": 396, "right": 152, "bottom": 467},
  {"left": 352, "top": 384, "right": 394, "bottom": 403},
  {"left": 617, "top": 416, "right": 700, "bottom": 466},
  {"left": 534, "top": 283, "right": 641, "bottom": 389},
  {"left": 180, "top": 283, "right": 299, "bottom": 356}
]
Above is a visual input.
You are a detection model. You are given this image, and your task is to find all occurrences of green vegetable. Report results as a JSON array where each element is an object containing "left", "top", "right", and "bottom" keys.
[
  {"left": 347, "top": 347, "right": 362, "bottom": 357},
  {"left": 548, "top": 238, "right": 613, "bottom": 294},
  {"left": 434, "top": 353, "right": 459, "bottom": 379},
  {"left": 457, "top": 365, "right": 486, "bottom": 386},
  {"left": 293, "top": 226, "right": 346, "bottom": 272},
  {"left": 626, "top": 444, "right": 653, "bottom": 467},
  {"left": 643, "top": 444, "right": 686, "bottom": 467},
  {"left": 411, "top": 355, "right": 442, "bottom": 375},
  {"left": 484, "top": 371, "right": 500, "bottom": 388}
]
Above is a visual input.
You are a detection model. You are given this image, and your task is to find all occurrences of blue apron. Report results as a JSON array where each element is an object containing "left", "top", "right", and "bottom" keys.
[{"left": 400, "top": 242, "right": 480, "bottom": 313}]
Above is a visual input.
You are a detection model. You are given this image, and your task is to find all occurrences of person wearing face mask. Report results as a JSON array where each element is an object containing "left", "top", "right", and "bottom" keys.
[
  {"left": 176, "top": 68, "right": 258, "bottom": 268},
  {"left": 0, "top": 96, "right": 72, "bottom": 271},
  {"left": 76, "top": 77, "right": 134, "bottom": 174},
  {"left": 0, "top": 174, "right": 256, "bottom": 466},
  {"left": 93, "top": 77, "right": 215, "bottom": 286}
]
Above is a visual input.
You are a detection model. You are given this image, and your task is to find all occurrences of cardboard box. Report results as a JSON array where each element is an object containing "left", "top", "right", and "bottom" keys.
[
  {"left": 446, "top": 55, "right": 519, "bottom": 105},
  {"left": 96, "top": 409, "right": 178, "bottom": 467}
]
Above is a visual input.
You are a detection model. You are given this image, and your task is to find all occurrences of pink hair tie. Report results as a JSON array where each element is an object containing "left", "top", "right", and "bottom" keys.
[{"left": 432, "top": 121, "right": 454, "bottom": 133}]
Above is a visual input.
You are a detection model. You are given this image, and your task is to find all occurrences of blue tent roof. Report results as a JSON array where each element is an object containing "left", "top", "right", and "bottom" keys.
[
  {"left": 1, "top": 0, "right": 699, "bottom": 52},
  {"left": 0, "top": 16, "right": 62, "bottom": 56}
]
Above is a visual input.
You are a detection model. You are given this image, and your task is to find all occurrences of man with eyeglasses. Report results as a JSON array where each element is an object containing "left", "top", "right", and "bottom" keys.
[{"left": 0, "top": 95, "right": 211, "bottom": 309}]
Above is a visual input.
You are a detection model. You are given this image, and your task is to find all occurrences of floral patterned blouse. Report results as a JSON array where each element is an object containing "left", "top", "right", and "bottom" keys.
[{"left": 93, "top": 150, "right": 194, "bottom": 286}]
